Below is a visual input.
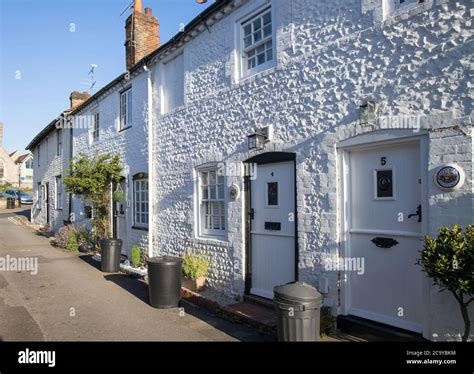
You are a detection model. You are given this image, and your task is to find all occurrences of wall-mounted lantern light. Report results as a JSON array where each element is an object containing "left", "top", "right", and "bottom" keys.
[
  {"left": 248, "top": 125, "right": 273, "bottom": 150},
  {"left": 360, "top": 100, "right": 377, "bottom": 126},
  {"left": 247, "top": 131, "right": 267, "bottom": 150}
]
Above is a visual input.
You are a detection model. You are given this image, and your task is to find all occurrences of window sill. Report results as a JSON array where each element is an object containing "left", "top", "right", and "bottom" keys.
[
  {"left": 235, "top": 65, "right": 276, "bottom": 88},
  {"left": 194, "top": 236, "right": 230, "bottom": 246},
  {"left": 119, "top": 125, "right": 132, "bottom": 133},
  {"left": 132, "top": 225, "right": 148, "bottom": 231}
]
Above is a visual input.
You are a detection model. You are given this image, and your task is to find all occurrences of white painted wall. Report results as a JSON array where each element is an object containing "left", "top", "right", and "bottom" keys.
[
  {"left": 31, "top": 126, "right": 71, "bottom": 231},
  {"left": 151, "top": 0, "right": 473, "bottom": 340},
  {"left": 71, "top": 70, "right": 150, "bottom": 259}
]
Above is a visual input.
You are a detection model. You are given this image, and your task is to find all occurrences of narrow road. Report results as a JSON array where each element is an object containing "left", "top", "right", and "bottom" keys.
[{"left": 0, "top": 209, "right": 255, "bottom": 341}]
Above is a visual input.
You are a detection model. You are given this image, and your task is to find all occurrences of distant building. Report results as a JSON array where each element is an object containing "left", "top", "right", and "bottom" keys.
[{"left": 0, "top": 123, "right": 34, "bottom": 189}]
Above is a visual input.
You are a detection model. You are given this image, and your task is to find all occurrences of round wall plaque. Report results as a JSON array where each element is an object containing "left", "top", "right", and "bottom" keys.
[
  {"left": 229, "top": 184, "right": 240, "bottom": 201},
  {"left": 435, "top": 164, "right": 465, "bottom": 191}
]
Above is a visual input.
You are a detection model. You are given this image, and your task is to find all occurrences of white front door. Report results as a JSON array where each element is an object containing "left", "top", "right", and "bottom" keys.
[
  {"left": 250, "top": 161, "right": 295, "bottom": 299},
  {"left": 346, "top": 140, "right": 424, "bottom": 332}
]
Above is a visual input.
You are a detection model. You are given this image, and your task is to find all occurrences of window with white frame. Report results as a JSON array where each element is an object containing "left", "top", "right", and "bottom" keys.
[
  {"left": 383, "top": 0, "right": 422, "bottom": 19},
  {"left": 241, "top": 7, "right": 273, "bottom": 77},
  {"left": 162, "top": 53, "right": 184, "bottom": 114},
  {"left": 57, "top": 129, "right": 62, "bottom": 156},
  {"left": 198, "top": 168, "right": 226, "bottom": 238},
  {"left": 92, "top": 112, "right": 100, "bottom": 140},
  {"left": 0, "top": 161, "right": 4, "bottom": 178},
  {"left": 25, "top": 158, "right": 33, "bottom": 169},
  {"left": 120, "top": 88, "right": 132, "bottom": 130},
  {"left": 133, "top": 176, "right": 148, "bottom": 227},
  {"left": 55, "top": 176, "right": 62, "bottom": 210},
  {"left": 37, "top": 182, "right": 42, "bottom": 209}
]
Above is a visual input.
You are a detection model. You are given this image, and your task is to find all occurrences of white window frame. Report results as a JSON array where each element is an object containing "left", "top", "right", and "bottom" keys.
[
  {"left": 238, "top": 5, "right": 275, "bottom": 79},
  {"left": 57, "top": 129, "right": 62, "bottom": 156},
  {"left": 55, "top": 175, "right": 63, "bottom": 210},
  {"left": 36, "top": 182, "right": 42, "bottom": 210},
  {"left": 0, "top": 160, "right": 4, "bottom": 179},
  {"left": 197, "top": 166, "right": 227, "bottom": 238},
  {"left": 383, "top": 0, "right": 421, "bottom": 20},
  {"left": 120, "top": 88, "right": 132, "bottom": 130},
  {"left": 133, "top": 177, "right": 149, "bottom": 228},
  {"left": 92, "top": 112, "right": 100, "bottom": 140}
]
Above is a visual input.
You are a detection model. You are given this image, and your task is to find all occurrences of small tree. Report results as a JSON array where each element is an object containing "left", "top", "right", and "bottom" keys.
[
  {"left": 417, "top": 224, "right": 474, "bottom": 341},
  {"left": 64, "top": 153, "right": 123, "bottom": 241}
]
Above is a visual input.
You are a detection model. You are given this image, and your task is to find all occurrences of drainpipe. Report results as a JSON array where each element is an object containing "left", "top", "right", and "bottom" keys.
[{"left": 144, "top": 61, "right": 154, "bottom": 259}]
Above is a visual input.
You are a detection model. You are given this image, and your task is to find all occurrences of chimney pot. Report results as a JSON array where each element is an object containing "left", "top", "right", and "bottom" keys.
[
  {"left": 145, "top": 7, "right": 152, "bottom": 16},
  {"left": 134, "top": 0, "right": 143, "bottom": 13}
]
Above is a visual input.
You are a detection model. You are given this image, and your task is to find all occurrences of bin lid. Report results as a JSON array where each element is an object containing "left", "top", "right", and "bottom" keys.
[
  {"left": 147, "top": 256, "right": 183, "bottom": 265},
  {"left": 273, "top": 281, "right": 322, "bottom": 303}
]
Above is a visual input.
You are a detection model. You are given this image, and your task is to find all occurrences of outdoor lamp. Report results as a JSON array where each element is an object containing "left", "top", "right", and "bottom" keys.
[
  {"left": 247, "top": 131, "right": 267, "bottom": 150},
  {"left": 360, "top": 100, "right": 376, "bottom": 125}
]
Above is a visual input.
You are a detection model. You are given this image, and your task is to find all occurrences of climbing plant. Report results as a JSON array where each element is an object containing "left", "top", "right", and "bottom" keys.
[{"left": 64, "top": 153, "right": 123, "bottom": 241}]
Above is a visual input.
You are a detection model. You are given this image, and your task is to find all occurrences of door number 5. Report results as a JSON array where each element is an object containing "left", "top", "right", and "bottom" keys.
[{"left": 381, "top": 157, "right": 387, "bottom": 166}]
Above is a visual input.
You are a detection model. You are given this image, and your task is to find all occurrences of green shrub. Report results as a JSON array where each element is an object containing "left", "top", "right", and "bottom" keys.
[
  {"left": 182, "top": 253, "right": 209, "bottom": 279},
  {"left": 52, "top": 225, "right": 93, "bottom": 252},
  {"left": 417, "top": 224, "right": 474, "bottom": 342},
  {"left": 131, "top": 245, "right": 141, "bottom": 267},
  {"left": 320, "top": 306, "right": 336, "bottom": 337}
]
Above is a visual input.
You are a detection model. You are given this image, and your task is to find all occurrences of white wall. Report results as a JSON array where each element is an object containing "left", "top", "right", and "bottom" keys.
[
  {"left": 31, "top": 127, "right": 71, "bottom": 231},
  {"left": 71, "top": 70, "right": 150, "bottom": 258},
  {"left": 151, "top": 0, "right": 473, "bottom": 340}
]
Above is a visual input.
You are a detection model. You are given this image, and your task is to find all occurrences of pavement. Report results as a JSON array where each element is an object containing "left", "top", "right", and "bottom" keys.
[{"left": 0, "top": 208, "right": 272, "bottom": 341}]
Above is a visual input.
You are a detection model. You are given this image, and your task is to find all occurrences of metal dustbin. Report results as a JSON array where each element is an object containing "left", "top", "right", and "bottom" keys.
[
  {"left": 99, "top": 238, "right": 123, "bottom": 273},
  {"left": 274, "top": 281, "right": 323, "bottom": 341},
  {"left": 7, "top": 197, "right": 16, "bottom": 209},
  {"left": 147, "top": 256, "right": 183, "bottom": 309}
]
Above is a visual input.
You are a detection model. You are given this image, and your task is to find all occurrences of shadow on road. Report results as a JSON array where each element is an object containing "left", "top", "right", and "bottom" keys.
[
  {"left": 13, "top": 208, "right": 31, "bottom": 220},
  {"left": 78, "top": 254, "right": 102, "bottom": 271},
  {"left": 103, "top": 274, "right": 150, "bottom": 306}
]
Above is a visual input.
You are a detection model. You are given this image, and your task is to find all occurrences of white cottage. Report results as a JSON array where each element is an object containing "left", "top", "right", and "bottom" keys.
[
  {"left": 27, "top": 92, "right": 89, "bottom": 230},
  {"left": 146, "top": 0, "right": 473, "bottom": 341},
  {"left": 68, "top": 1, "right": 160, "bottom": 258}
]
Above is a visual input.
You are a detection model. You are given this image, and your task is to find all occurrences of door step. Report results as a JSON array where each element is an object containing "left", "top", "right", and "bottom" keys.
[
  {"left": 337, "top": 315, "right": 427, "bottom": 342},
  {"left": 243, "top": 294, "right": 275, "bottom": 310}
]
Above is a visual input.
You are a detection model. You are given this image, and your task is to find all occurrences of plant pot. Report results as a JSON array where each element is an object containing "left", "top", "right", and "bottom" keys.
[
  {"left": 99, "top": 238, "right": 122, "bottom": 273},
  {"left": 182, "top": 276, "right": 206, "bottom": 293}
]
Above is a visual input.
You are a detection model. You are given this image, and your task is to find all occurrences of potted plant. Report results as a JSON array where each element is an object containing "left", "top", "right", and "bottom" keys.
[
  {"left": 130, "top": 245, "right": 141, "bottom": 268},
  {"left": 64, "top": 152, "right": 123, "bottom": 272},
  {"left": 182, "top": 252, "right": 209, "bottom": 292},
  {"left": 417, "top": 224, "right": 473, "bottom": 342}
]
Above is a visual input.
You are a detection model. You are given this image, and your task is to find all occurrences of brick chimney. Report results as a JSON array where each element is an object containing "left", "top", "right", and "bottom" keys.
[
  {"left": 125, "top": 0, "right": 160, "bottom": 70},
  {"left": 70, "top": 91, "right": 91, "bottom": 108}
]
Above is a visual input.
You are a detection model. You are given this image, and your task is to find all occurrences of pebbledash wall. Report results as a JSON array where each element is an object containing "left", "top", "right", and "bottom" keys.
[
  {"left": 151, "top": 0, "right": 473, "bottom": 341},
  {"left": 71, "top": 70, "right": 150, "bottom": 259},
  {"left": 31, "top": 121, "right": 71, "bottom": 230}
]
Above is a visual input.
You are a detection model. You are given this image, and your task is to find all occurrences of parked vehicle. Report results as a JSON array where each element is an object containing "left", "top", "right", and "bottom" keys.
[{"left": 3, "top": 189, "right": 33, "bottom": 204}]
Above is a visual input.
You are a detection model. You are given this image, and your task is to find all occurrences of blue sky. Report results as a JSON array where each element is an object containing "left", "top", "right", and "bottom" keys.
[{"left": 0, "top": 0, "right": 212, "bottom": 153}]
